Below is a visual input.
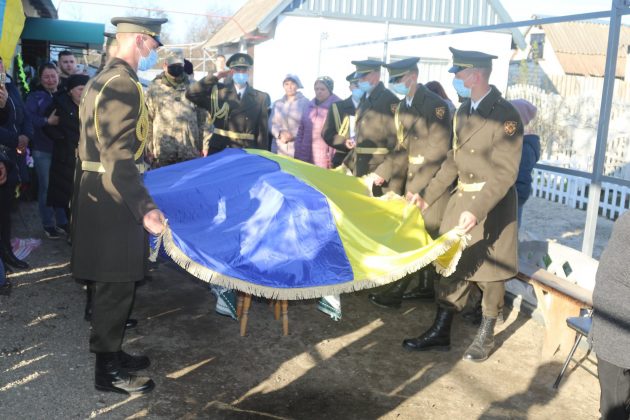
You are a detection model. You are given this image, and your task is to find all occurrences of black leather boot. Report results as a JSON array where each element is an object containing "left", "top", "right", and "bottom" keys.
[
  {"left": 94, "top": 352, "right": 154, "bottom": 394},
  {"left": 402, "top": 270, "right": 436, "bottom": 301},
  {"left": 402, "top": 307, "right": 454, "bottom": 351},
  {"left": 368, "top": 276, "right": 412, "bottom": 309},
  {"left": 118, "top": 351, "right": 150, "bottom": 371},
  {"left": 0, "top": 243, "right": 29, "bottom": 270},
  {"left": 462, "top": 316, "right": 497, "bottom": 362}
]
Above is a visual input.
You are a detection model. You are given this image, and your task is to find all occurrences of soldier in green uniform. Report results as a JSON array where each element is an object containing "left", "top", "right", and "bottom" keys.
[
  {"left": 321, "top": 71, "right": 363, "bottom": 168},
  {"left": 72, "top": 17, "right": 167, "bottom": 394},
  {"left": 345, "top": 59, "right": 399, "bottom": 196},
  {"left": 186, "top": 53, "right": 270, "bottom": 156},
  {"left": 404, "top": 48, "right": 523, "bottom": 363},
  {"left": 368, "top": 57, "right": 452, "bottom": 308}
]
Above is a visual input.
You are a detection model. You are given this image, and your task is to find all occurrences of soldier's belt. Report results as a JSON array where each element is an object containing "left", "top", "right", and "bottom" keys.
[
  {"left": 213, "top": 128, "right": 255, "bottom": 141},
  {"left": 408, "top": 155, "right": 425, "bottom": 165},
  {"left": 82, "top": 161, "right": 146, "bottom": 174},
  {"left": 355, "top": 147, "right": 389, "bottom": 155},
  {"left": 457, "top": 180, "right": 485, "bottom": 192}
]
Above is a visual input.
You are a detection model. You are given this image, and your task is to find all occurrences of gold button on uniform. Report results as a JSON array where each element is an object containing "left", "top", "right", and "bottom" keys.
[
  {"left": 458, "top": 193, "right": 463, "bottom": 197},
  {"left": 472, "top": 195, "right": 476, "bottom": 200},
  {"left": 469, "top": 174, "right": 474, "bottom": 178},
  {"left": 470, "top": 149, "right": 475, "bottom": 153}
]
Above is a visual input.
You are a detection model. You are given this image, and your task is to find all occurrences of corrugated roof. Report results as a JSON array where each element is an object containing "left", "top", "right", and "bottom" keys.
[
  {"left": 543, "top": 21, "right": 630, "bottom": 78},
  {"left": 205, "top": 0, "right": 285, "bottom": 47},
  {"left": 206, "top": 0, "right": 522, "bottom": 48}
]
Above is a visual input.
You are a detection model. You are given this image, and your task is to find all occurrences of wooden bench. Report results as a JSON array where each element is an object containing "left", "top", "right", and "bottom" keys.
[{"left": 511, "top": 240, "right": 595, "bottom": 360}]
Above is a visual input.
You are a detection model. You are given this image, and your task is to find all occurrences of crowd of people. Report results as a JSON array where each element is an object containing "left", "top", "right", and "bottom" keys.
[{"left": 0, "top": 15, "right": 628, "bottom": 418}]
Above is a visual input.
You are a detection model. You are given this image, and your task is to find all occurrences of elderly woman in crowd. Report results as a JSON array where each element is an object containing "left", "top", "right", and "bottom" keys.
[
  {"left": 269, "top": 74, "right": 309, "bottom": 158},
  {"left": 294, "top": 76, "right": 340, "bottom": 168},
  {"left": 25, "top": 63, "right": 68, "bottom": 239}
]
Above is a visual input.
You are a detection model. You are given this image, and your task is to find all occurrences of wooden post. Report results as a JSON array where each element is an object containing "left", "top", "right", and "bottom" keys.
[
  {"left": 239, "top": 294, "right": 252, "bottom": 337},
  {"left": 281, "top": 300, "right": 289, "bottom": 336},
  {"left": 274, "top": 301, "right": 281, "bottom": 320}
]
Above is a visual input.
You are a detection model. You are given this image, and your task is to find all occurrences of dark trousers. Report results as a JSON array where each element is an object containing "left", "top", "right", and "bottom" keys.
[
  {"left": 437, "top": 276, "right": 505, "bottom": 318},
  {"left": 598, "top": 356, "right": 630, "bottom": 420},
  {"left": 0, "top": 184, "right": 13, "bottom": 249},
  {"left": 89, "top": 281, "right": 136, "bottom": 353}
]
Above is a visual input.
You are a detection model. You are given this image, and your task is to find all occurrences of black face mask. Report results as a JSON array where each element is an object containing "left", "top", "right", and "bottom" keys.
[{"left": 167, "top": 64, "right": 184, "bottom": 78}]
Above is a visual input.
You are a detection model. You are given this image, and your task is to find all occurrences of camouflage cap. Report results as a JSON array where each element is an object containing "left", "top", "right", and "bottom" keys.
[{"left": 165, "top": 48, "right": 185, "bottom": 65}]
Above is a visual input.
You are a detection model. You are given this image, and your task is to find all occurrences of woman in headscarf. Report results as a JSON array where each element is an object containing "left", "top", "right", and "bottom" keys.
[
  {"left": 294, "top": 76, "right": 340, "bottom": 168},
  {"left": 269, "top": 74, "right": 309, "bottom": 158}
]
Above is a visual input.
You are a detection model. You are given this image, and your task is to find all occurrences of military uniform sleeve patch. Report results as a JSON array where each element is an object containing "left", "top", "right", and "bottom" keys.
[
  {"left": 504, "top": 121, "right": 518, "bottom": 136},
  {"left": 435, "top": 106, "right": 446, "bottom": 120}
]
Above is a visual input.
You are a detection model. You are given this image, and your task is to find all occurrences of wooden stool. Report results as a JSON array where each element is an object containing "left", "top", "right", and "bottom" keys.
[{"left": 236, "top": 293, "right": 288, "bottom": 336}]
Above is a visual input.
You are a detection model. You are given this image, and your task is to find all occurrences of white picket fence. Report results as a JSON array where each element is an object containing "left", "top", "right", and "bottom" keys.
[{"left": 532, "top": 168, "right": 630, "bottom": 220}]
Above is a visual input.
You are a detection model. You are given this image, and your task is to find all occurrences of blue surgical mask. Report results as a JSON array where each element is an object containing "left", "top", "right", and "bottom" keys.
[
  {"left": 452, "top": 78, "right": 471, "bottom": 98},
  {"left": 358, "top": 80, "right": 373, "bottom": 94},
  {"left": 390, "top": 82, "right": 409, "bottom": 96},
  {"left": 233, "top": 72, "right": 249, "bottom": 86},
  {"left": 138, "top": 45, "right": 158, "bottom": 71},
  {"left": 351, "top": 88, "right": 363, "bottom": 102}
]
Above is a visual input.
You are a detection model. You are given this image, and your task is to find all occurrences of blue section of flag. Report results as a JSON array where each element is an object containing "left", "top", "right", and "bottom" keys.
[
  {"left": 145, "top": 149, "right": 354, "bottom": 289},
  {"left": 0, "top": 0, "right": 6, "bottom": 36}
]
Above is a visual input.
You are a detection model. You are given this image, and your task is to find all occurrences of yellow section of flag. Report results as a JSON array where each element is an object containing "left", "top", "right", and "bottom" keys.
[{"left": 0, "top": 0, "right": 26, "bottom": 65}]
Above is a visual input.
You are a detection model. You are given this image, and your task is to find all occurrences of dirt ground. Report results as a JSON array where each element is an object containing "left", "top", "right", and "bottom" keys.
[{"left": 0, "top": 197, "right": 607, "bottom": 419}]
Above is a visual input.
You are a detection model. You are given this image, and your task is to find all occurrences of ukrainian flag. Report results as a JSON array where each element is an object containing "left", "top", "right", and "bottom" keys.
[
  {"left": 0, "top": 0, "right": 25, "bottom": 64},
  {"left": 145, "top": 149, "right": 466, "bottom": 300}
]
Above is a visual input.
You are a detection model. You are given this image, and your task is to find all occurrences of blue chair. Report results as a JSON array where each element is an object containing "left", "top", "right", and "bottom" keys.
[{"left": 553, "top": 314, "right": 592, "bottom": 389}]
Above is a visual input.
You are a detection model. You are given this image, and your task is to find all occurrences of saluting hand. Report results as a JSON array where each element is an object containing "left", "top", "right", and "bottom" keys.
[
  {"left": 406, "top": 192, "right": 428, "bottom": 212},
  {"left": 457, "top": 211, "right": 478, "bottom": 234},
  {"left": 143, "top": 209, "right": 166, "bottom": 236}
]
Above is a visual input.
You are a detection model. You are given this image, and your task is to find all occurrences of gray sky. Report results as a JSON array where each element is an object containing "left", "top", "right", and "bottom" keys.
[{"left": 53, "top": 0, "right": 619, "bottom": 44}]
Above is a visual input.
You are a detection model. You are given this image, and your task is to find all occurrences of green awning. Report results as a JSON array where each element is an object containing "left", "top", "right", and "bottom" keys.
[{"left": 21, "top": 17, "right": 105, "bottom": 50}]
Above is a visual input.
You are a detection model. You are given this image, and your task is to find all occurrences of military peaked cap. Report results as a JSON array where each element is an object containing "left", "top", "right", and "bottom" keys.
[
  {"left": 448, "top": 47, "right": 497, "bottom": 73},
  {"left": 345, "top": 71, "right": 359, "bottom": 83},
  {"left": 227, "top": 53, "right": 253, "bottom": 69},
  {"left": 351, "top": 59, "right": 383, "bottom": 77},
  {"left": 111, "top": 17, "right": 168, "bottom": 46},
  {"left": 384, "top": 57, "right": 419, "bottom": 83}
]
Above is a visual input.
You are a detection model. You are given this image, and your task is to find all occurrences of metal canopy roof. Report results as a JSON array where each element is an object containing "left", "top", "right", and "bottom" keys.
[
  {"left": 206, "top": 0, "right": 525, "bottom": 49},
  {"left": 21, "top": 17, "right": 105, "bottom": 50}
]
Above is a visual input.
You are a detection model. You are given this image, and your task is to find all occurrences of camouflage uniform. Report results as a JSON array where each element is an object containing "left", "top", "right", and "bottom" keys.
[{"left": 145, "top": 72, "right": 211, "bottom": 167}]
